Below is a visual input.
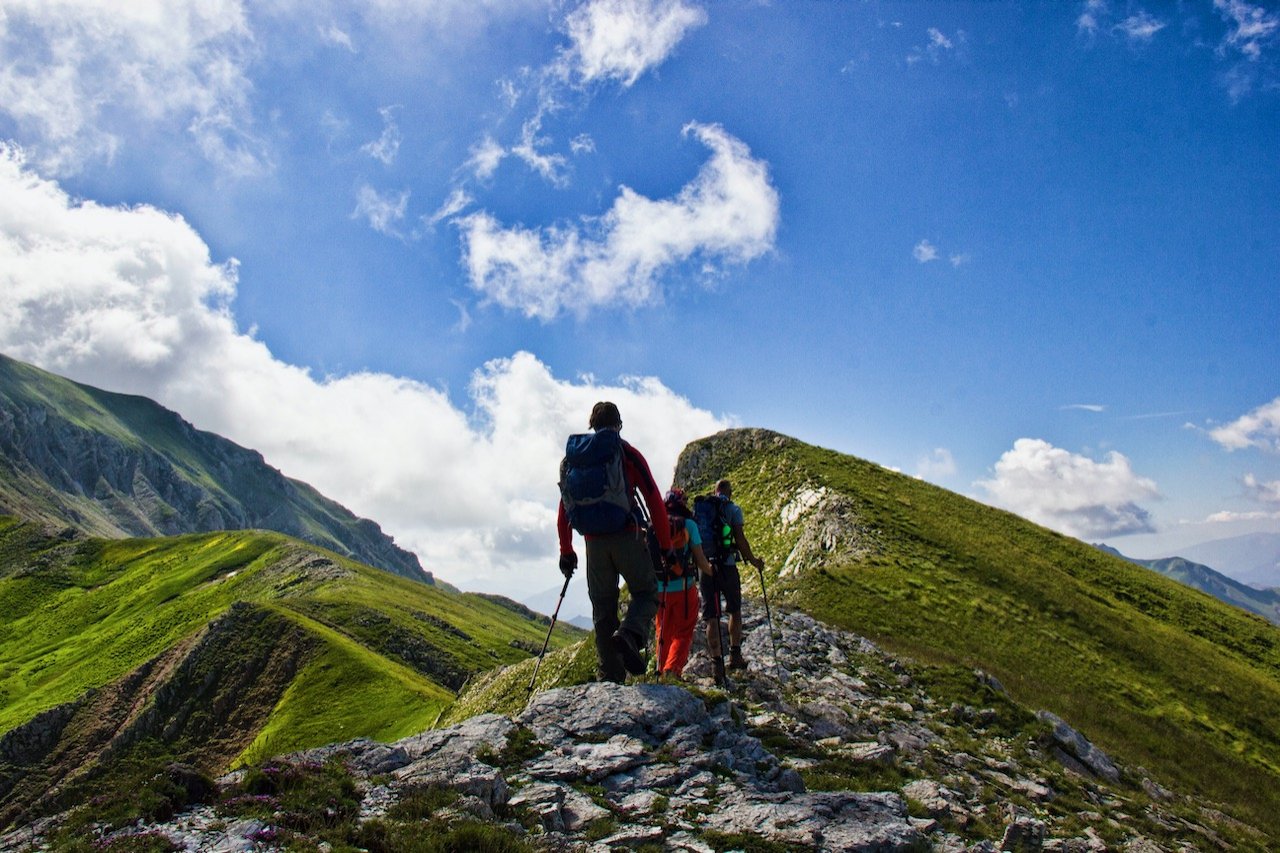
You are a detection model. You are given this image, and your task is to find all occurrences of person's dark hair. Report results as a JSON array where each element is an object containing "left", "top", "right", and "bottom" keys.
[
  {"left": 589, "top": 401, "right": 622, "bottom": 430},
  {"left": 716, "top": 479, "right": 732, "bottom": 496}
]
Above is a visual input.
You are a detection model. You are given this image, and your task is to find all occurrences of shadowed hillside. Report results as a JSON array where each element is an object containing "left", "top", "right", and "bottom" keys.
[
  {"left": 0, "top": 353, "right": 427, "bottom": 582},
  {"left": 674, "top": 428, "right": 1280, "bottom": 837}
]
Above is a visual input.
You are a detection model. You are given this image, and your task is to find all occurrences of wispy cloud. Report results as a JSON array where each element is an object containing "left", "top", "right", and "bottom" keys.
[
  {"left": 976, "top": 438, "right": 1160, "bottom": 538},
  {"left": 457, "top": 122, "right": 778, "bottom": 320},
  {"left": 427, "top": 188, "right": 474, "bottom": 228},
  {"left": 1117, "top": 11, "right": 1166, "bottom": 43},
  {"left": 1242, "top": 473, "right": 1280, "bottom": 505},
  {"left": 1215, "top": 0, "right": 1280, "bottom": 60},
  {"left": 913, "top": 240, "right": 939, "bottom": 263},
  {"left": 353, "top": 185, "right": 410, "bottom": 236},
  {"left": 1209, "top": 396, "right": 1280, "bottom": 452},
  {"left": 361, "top": 106, "right": 403, "bottom": 166},
  {"left": 1062, "top": 403, "right": 1107, "bottom": 412},
  {"left": 907, "top": 27, "right": 964, "bottom": 65},
  {"left": 915, "top": 448, "right": 957, "bottom": 480},
  {"left": 319, "top": 23, "right": 357, "bottom": 52}
]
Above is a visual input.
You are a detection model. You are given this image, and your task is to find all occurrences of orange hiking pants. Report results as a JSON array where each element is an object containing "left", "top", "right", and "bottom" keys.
[{"left": 655, "top": 581, "right": 699, "bottom": 677}]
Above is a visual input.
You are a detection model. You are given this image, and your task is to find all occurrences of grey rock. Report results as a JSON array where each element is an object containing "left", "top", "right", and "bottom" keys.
[{"left": 1037, "top": 712, "right": 1121, "bottom": 782}]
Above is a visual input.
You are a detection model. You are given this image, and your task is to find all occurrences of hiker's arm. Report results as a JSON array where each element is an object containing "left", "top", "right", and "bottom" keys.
[
  {"left": 691, "top": 543, "right": 713, "bottom": 578},
  {"left": 556, "top": 501, "right": 574, "bottom": 554},
  {"left": 625, "top": 447, "right": 672, "bottom": 550},
  {"left": 732, "top": 524, "right": 764, "bottom": 571}
]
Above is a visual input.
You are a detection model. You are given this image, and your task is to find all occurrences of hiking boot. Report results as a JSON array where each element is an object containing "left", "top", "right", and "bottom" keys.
[
  {"left": 612, "top": 629, "right": 647, "bottom": 675},
  {"left": 729, "top": 647, "right": 748, "bottom": 671},
  {"left": 712, "top": 656, "right": 727, "bottom": 687}
]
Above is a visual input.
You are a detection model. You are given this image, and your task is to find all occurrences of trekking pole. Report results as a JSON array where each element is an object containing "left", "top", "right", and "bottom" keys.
[
  {"left": 755, "top": 563, "right": 784, "bottom": 682},
  {"left": 526, "top": 573, "right": 571, "bottom": 704},
  {"left": 713, "top": 561, "right": 728, "bottom": 687}
]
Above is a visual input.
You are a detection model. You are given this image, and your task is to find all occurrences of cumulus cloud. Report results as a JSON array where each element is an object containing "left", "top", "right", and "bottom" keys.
[
  {"left": 0, "top": 146, "right": 729, "bottom": 598},
  {"left": 467, "top": 136, "right": 508, "bottom": 181},
  {"left": 976, "top": 438, "right": 1161, "bottom": 538},
  {"left": 1209, "top": 397, "right": 1280, "bottom": 453},
  {"left": 0, "top": 0, "right": 265, "bottom": 176},
  {"left": 456, "top": 122, "right": 778, "bottom": 320},
  {"left": 352, "top": 185, "right": 410, "bottom": 236},
  {"left": 558, "top": 0, "right": 708, "bottom": 88}
]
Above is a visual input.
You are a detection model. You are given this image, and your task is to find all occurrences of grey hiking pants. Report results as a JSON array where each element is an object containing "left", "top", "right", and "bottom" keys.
[{"left": 586, "top": 529, "right": 658, "bottom": 682}]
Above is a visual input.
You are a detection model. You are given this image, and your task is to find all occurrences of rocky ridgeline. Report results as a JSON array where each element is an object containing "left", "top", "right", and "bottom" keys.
[{"left": 5, "top": 605, "right": 1264, "bottom": 851}]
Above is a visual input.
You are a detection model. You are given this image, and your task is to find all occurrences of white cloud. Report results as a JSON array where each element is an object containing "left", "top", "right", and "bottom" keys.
[
  {"left": 1242, "top": 473, "right": 1280, "bottom": 505},
  {"left": 570, "top": 133, "right": 597, "bottom": 155},
  {"left": 352, "top": 185, "right": 410, "bottom": 236},
  {"left": 976, "top": 438, "right": 1161, "bottom": 538},
  {"left": 510, "top": 115, "right": 570, "bottom": 187},
  {"left": 1117, "top": 11, "right": 1165, "bottom": 43},
  {"left": 0, "top": 0, "right": 265, "bottom": 176},
  {"left": 0, "top": 146, "right": 730, "bottom": 598},
  {"left": 467, "top": 135, "right": 508, "bottom": 181},
  {"left": 1062, "top": 403, "right": 1106, "bottom": 412},
  {"left": 456, "top": 122, "right": 778, "bottom": 320},
  {"left": 908, "top": 27, "right": 963, "bottom": 65},
  {"left": 913, "top": 240, "right": 939, "bottom": 263},
  {"left": 1215, "top": 0, "right": 1279, "bottom": 60},
  {"left": 559, "top": 0, "right": 708, "bottom": 88},
  {"left": 1205, "top": 509, "right": 1280, "bottom": 523},
  {"left": 1209, "top": 396, "right": 1280, "bottom": 453},
  {"left": 948, "top": 252, "right": 971, "bottom": 268},
  {"left": 319, "top": 23, "right": 357, "bottom": 52},
  {"left": 1077, "top": 0, "right": 1108, "bottom": 35},
  {"left": 427, "top": 188, "right": 474, "bottom": 227},
  {"left": 915, "top": 448, "right": 957, "bottom": 480},
  {"left": 361, "top": 106, "right": 403, "bottom": 165}
]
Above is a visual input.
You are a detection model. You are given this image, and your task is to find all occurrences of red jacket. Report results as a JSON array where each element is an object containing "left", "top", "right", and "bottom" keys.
[{"left": 557, "top": 438, "right": 672, "bottom": 553}]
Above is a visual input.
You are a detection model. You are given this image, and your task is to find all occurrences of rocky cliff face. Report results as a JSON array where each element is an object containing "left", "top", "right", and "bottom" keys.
[
  {"left": 0, "top": 354, "right": 428, "bottom": 582},
  {"left": 9, "top": 603, "right": 1265, "bottom": 851}
]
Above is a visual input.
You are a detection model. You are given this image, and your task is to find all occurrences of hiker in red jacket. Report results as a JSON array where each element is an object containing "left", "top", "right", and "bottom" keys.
[{"left": 557, "top": 402, "right": 673, "bottom": 683}]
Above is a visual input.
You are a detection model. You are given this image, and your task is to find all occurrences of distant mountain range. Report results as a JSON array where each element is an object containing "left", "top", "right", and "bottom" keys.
[
  {"left": 1095, "top": 543, "right": 1280, "bottom": 625},
  {"left": 1174, "top": 532, "right": 1280, "bottom": 591},
  {"left": 0, "top": 353, "right": 427, "bottom": 582}
]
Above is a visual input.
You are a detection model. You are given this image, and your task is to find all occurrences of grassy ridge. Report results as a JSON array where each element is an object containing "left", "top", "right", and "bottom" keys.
[
  {"left": 0, "top": 517, "right": 581, "bottom": 764},
  {"left": 676, "top": 430, "right": 1280, "bottom": 836}
]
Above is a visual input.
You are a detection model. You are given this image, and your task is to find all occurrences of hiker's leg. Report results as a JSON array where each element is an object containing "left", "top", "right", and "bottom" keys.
[
  {"left": 655, "top": 592, "right": 672, "bottom": 673},
  {"left": 616, "top": 533, "right": 658, "bottom": 642},
  {"left": 729, "top": 612, "right": 743, "bottom": 649},
  {"left": 700, "top": 571, "right": 721, "bottom": 655},
  {"left": 668, "top": 585, "right": 698, "bottom": 675},
  {"left": 586, "top": 538, "right": 625, "bottom": 682}
]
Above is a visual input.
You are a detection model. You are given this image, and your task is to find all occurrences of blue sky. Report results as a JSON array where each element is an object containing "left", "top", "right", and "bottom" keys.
[{"left": 1, "top": 0, "right": 1279, "bottom": 606}]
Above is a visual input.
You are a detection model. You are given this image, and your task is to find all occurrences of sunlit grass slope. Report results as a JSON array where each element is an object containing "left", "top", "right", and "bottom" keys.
[
  {"left": 676, "top": 429, "right": 1280, "bottom": 836},
  {"left": 0, "top": 517, "right": 580, "bottom": 761}
]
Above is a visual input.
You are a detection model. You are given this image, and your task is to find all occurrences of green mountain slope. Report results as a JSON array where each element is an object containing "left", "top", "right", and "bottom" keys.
[
  {"left": 1098, "top": 544, "right": 1280, "bottom": 625},
  {"left": 0, "top": 517, "right": 581, "bottom": 827},
  {"left": 0, "top": 353, "right": 426, "bottom": 582},
  {"left": 674, "top": 429, "right": 1280, "bottom": 836}
]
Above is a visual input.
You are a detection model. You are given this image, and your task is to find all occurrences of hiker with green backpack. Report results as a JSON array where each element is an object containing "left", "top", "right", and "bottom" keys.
[
  {"left": 695, "top": 479, "right": 765, "bottom": 684},
  {"left": 557, "top": 402, "right": 676, "bottom": 683}
]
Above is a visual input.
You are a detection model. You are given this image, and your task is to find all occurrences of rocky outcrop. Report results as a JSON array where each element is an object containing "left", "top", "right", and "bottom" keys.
[
  {"left": 0, "top": 354, "right": 429, "bottom": 582},
  {"left": 12, "top": 604, "right": 1265, "bottom": 851}
]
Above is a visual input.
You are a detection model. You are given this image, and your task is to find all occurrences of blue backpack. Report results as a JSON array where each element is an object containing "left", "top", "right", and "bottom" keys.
[
  {"left": 559, "top": 430, "right": 635, "bottom": 535},
  {"left": 693, "top": 494, "right": 735, "bottom": 561}
]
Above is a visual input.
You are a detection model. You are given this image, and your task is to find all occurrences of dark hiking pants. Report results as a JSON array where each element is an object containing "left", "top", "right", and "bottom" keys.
[{"left": 586, "top": 529, "right": 659, "bottom": 682}]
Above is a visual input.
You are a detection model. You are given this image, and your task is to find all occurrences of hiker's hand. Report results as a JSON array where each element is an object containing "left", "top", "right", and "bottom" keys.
[
  {"left": 750, "top": 556, "right": 765, "bottom": 571},
  {"left": 559, "top": 552, "right": 577, "bottom": 579}
]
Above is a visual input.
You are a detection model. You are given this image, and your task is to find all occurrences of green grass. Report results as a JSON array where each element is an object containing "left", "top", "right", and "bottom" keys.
[
  {"left": 676, "top": 429, "right": 1280, "bottom": 838},
  {"left": 0, "top": 519, "right": 583, "bottom": 787}
]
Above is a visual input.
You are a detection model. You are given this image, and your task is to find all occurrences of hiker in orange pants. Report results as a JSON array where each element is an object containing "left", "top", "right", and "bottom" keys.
[{"left": 655, "top": 489, "right": 713, "bottom": 680}]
